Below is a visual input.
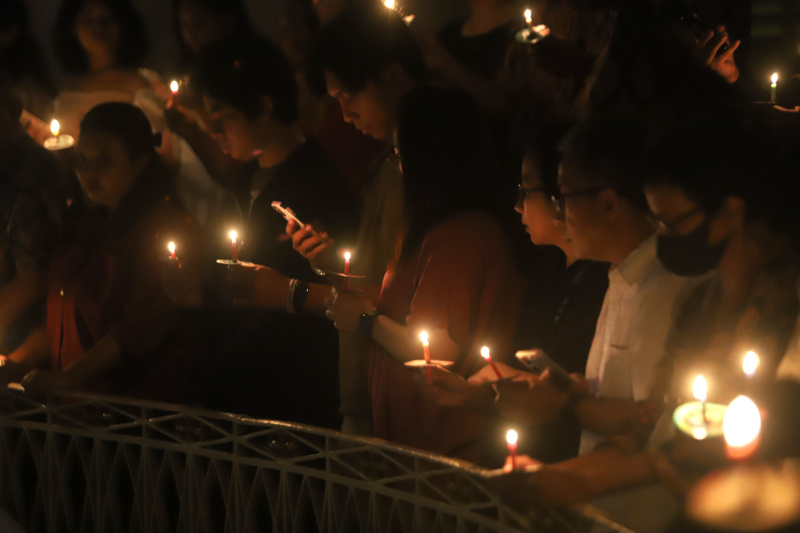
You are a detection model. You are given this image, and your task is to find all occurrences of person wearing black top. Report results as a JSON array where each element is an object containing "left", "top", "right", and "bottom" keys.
[{"left": 182, "top": 38, "right": 359, "bottom": 427}]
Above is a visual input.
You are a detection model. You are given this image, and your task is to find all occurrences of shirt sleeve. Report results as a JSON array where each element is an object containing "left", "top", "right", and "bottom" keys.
[{"left": 404, "top": 225, "right": 490, "bottom": 363}]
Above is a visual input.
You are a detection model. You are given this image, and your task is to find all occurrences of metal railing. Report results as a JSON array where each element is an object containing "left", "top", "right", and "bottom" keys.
[{"left": 0, "top": 389, "right": 632, "bottom": 532}]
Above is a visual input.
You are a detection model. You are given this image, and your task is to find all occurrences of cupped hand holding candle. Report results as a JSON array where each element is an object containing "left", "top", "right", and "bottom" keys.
[
  {"left": 481, "top": 346, "right": 503, "bottom": 380},
  {"left": 506, "top": 429, "right": 519, "bottom": 470},
  {"left": 723, "top": 395, "right": 761, "bottom": 460}
]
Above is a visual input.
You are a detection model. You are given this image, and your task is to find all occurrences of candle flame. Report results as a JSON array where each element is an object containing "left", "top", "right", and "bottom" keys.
[
  {"left": 480, "top": 346, "right": 491, "bottom": 360},
  {"left": 50, "top": 119, "right": 60, "bottom": 136},
  {"left": 693, "top": 375, "right": 707, "bottom": 403},
  {"left": 168, "top": 242, "right": 176, "bottom": 253},
  {"left": 344, "top": 251, "right": 351, "bottom": 261},
  {"left": 229, "top": 230, "right": 238, "bottom": 243},
  {"left": 383, "top": 0, "right": 395, "bottom": 9},
  {"left": 419, "top": 331, "right": 429, "bottom": 346},
  {"left": 506, "top": 429, "right": 518, "bottom": 445},
  {"left": 524, "top": 8, "right": 532, "bottom": 24},
  {"left": 743, "top": 351, "right": 759, "bottom": 377},
  {"left": 771, "top": 72, "right": 779, "bottom": 84},
  {"left": 723, "top": 395, "right": 761, "bottom": 448},
  {"left": 170, "top": 80, "right": 179, "bottom": 94}
]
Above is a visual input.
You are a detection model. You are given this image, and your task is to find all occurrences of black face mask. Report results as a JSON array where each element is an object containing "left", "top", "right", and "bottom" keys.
[{"left": 657, "top": 219, "right": 729, "bottom": 277}]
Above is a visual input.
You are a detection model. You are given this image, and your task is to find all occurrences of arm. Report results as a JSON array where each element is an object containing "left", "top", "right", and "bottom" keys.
[
  {"left": 0, "top": 325, "right": 49, "bottom": 384},
  {"left": 21, "top": 332, "right": 122, "bottom": 394},
  {"left": 0, "top": 268, "right": 47, "bottom": 337}
]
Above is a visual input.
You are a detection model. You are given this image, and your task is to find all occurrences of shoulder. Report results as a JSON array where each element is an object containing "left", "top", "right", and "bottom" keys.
[{"left": 420, "top": 212, "right": 510, "bottom": 261}]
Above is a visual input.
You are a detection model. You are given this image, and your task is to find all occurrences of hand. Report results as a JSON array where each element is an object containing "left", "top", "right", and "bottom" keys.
[
  {"left": 162, "top": 264, "right": 204, "bottom": 309},
  {"left": 164, "top": 105, "right": 198, "bottom": 139},
  {"left": 467, "top": 361, "right": 531, "bottom": 386},
  {"left": 488, "top": 465, "right": 589, "bottom": 509},
  {"left": 0, "top": 357, "right": 27, "bottom": 386},
  {"left": 502, "top": 453, "right": 542, "bottom": 473},
  {"left": 325, "top": 288, "right": 375, "bottom": 332},
  {"left": 227, "top": 263, "right": 289, "bottom": 309},
  {"left": 21, "top": 369, "right": 77, "bottom": 395},
  {"left": 693, "top": 26, "right": 740, "bottom": 83},
  {"left": 286, "top": 220, "right": 336, "bottom": 269},
  {"left": 417, "top": 365, "right": 495, "bottom": 408},
  {"left": 493, "top": 375, "right": 569, "bottom": 424}
]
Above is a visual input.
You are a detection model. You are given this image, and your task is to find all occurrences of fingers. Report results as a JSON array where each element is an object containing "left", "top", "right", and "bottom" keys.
[
  {"left": 705, "top": 33, "right": 727, "bottom": 63},
  {"left": 719, "top": 39, "right": 740, "bottom": 62}
]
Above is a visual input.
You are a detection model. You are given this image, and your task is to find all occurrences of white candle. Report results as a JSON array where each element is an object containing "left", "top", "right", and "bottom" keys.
[
  {"left": 771, "top": 72, "right": 778, "bottom": 102},
  {"left": 229, "top": 230, "right": 238, "bottom": 262},
  {"left": 693, "top": 375, "right": 708, "bottom": 423},
  {"left": 524, "top": 8, "right": 532, "bottom": 28},
  {"left": 723, "top": 395, "right": 761, "bottom": 460}
]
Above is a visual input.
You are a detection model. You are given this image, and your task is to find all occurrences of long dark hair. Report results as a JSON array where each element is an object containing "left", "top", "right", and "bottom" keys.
[
  {"left": 0, "top": 0, "right": 55, "bottom": 96},
  {"left": 53, "top": 0, "right": 149, "bottom": 75},
  {"left": 396, "top": 87, "right": 506, "bottom": 263}
]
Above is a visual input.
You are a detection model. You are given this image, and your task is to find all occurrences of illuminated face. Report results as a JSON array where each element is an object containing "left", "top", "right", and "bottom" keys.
[
  {"left": 74, "top": 0, "right": 121, "bottom": 58},
  {"left": 515, "top": 155, "right": 563, "bottom": 247},
  {"left": 203, "top": 96, "right": 261, "bottom": 162},
  {"left": 75, "top": 132, "right": 147, "bottom": 209},
  {"left": 178, "top": 0, "right": 231, "bottom": 54},
  {"left": 324, "top": 71, "right": 395, "bottom": 141}
]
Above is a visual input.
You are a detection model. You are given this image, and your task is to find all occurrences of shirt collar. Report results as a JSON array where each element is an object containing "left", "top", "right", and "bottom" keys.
[{"left": 612, "top": 232, "right": 658, "bottom": 286}]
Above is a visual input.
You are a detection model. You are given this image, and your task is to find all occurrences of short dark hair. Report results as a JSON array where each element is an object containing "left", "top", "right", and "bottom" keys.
[
  {"left": 560, "top": 117, "right": 652, "bottom": 213},
  {"left": 192, "top": 38, "right": 299, "bottom": 124},
  {"left": 53, "top": 0, "right": 149, "bottom": 75},
  {"left": 396, "top": 87, "right": 505, "bottom": 261},
  {"left": 523, "top": 122, "right": 573, "bottom": 197},
  {"left": 81, "top": 102, "right": 158, "bottom": 159},
  {"left": 308, "top": 3, "right": 427, "bottom": 95},
  {"left": 643, "top": 113, "right": 783, "bottom": 227}
]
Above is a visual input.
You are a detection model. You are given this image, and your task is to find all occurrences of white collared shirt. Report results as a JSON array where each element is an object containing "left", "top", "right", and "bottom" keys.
[{"left": 580, "top": 233, "right": 692, "bottom": 454}]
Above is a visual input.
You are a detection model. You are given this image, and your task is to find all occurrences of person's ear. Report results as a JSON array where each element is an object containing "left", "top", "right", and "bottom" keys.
[
  {"left": 258, "top": 96, "right": 274, "bottom": 120},
  {"left": 380, "top": 64, "right": 406, "bottom": 90},
  {"left": 598, "top": 188, "right": 619, "bottom": 219},
  {"left": 719, "top": 196, "right": 746, "bottom": 230}
]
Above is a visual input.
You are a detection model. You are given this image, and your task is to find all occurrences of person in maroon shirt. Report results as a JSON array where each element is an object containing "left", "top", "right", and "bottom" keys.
[
  {"left": 327, "top": 87, "right": 524, "bottom": 464},
  {"left": 5, "top": 102, "right": 205, "bottom": 403}
]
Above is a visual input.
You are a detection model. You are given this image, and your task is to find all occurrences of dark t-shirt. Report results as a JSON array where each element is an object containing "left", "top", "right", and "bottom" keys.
[
  {"left": 201, "top": 138, "right": 360, "bottom": 428},
  {"left": 513, "top": 249, "right": 609, "bottom": 462}
]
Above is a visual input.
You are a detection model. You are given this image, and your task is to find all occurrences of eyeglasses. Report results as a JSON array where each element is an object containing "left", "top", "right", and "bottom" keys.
[
  {"left": 550, "top": 186, "right": 611, "bottom": 213},
  {"left": 658, "top": 206, "right": 704, "bottom": 233},
  {"left": 517, "top": 184, "right": 548, "bottom": 204}
]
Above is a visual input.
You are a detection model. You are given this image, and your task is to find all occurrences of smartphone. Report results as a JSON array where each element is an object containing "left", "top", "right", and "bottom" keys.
[
  {"left": 515, "top": 349, "right": 574, "bottom": 390},
  {"left": 271, "top": 201, "right": 318, "bottom": 236}
]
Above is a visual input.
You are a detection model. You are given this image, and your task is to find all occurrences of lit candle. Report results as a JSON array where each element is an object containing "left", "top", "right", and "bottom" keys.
[
  {"left": 506, "top": 429, "right": 518, "bottom": 470},
  {"left": 170, "top": 80, "right": 179, "bottom": 95},
  {"left": 481, "top": 346, "right": 503, "bottom": 380},
  {"left": 168, "top": 241, "right": 177, "bottom": 261},
  {"left": 344, "top": 251, "right": 351, "bottom": 275},
  {"left": 44, "top": 119, "right": 75, "bottom": 151},
  {"left": 771, "top": 72, "right": 778, "bottom": 102},
  {"left": 694, "top": 375, "right": 708, "bottom": 424},
  {"left": 383, "top": 0, "right": 395, "bottom": 8},
  {"left": 524, "top": 8, "right": 533, "bottom": 28},
  {"left": 420, "top": 331, "right": 431, "bottom": 364},
  {"left": 723, "top": 395, "right": 761, "bottom": 460},
  {"left": 229, "top": 230, "right": 238, "bottom": 262},
  {"left": 743, "top": 351, "right": 759, "bottom": 378}
]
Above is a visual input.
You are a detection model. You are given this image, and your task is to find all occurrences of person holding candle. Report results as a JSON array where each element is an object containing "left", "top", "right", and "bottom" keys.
[
  {"left": 286, "top": 3, "right": 426, "bottom": 435},
  {"left": 327, "top": 86, "right": 524, "bottom": 463},
  {"left": 0, "top": 103, "right": 206, "bottom": 403},
  {"left": 0, "top": 73, "right": 71, "bottom": 378},
  {"left": 170, "top": 37, "right": 358, "bottom": 427}
]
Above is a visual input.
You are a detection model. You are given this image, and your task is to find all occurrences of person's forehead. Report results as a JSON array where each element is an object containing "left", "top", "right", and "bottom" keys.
[{"left": 557, "top": 159, "right": 592, "bottom": 189}]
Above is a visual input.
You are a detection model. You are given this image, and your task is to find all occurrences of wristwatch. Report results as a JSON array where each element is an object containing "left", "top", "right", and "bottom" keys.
[{"left": 358, "top": 309, "right": 382, "bottom": 338}]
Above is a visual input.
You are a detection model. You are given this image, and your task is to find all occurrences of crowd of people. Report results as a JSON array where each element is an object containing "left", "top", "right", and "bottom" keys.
[{"left": 1, "top": 0, "right": 800, "bottom": 530}]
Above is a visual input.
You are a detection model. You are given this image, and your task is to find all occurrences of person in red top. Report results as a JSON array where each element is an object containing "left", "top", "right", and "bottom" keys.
[
  {"left": 328, "top": 87, "right": 524, "bottom": 463},
  {"left": 3, "top": 102, "right": 205, "bottom": 403}
]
